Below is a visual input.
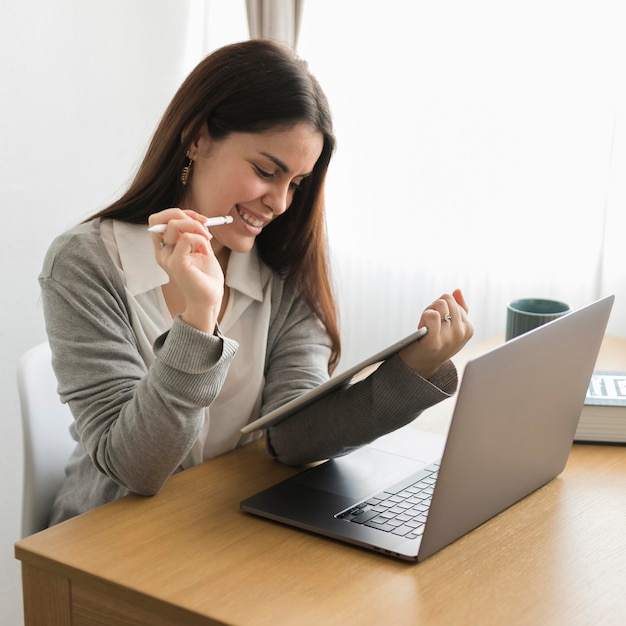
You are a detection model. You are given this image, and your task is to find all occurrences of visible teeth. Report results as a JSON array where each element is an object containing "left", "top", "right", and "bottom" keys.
[{"left": 238, "top": 207, "right": 264, "bottom": 228}]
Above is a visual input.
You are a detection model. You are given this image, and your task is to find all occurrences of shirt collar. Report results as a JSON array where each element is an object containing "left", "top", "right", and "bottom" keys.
[
  {"left": 225, "top": 246, "right": 270, "bottom": 302},
  {"left": 113, "top": 221, "right": 168, "bottom": 295},
  {"left": 112, "top": 220, "right": 269, "bottom": 301}
]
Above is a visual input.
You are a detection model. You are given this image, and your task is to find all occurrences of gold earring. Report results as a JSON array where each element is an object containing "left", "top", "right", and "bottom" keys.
[{"left": 181, "top": 158, "right": 193, "bottom": 186}]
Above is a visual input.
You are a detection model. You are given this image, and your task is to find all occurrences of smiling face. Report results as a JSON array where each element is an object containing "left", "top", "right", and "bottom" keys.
[{"left": 184, "top": 123, "right": 324, "bottom": 264}]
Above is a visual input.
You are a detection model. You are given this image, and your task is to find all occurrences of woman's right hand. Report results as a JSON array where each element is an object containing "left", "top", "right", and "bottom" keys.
[
  {"left": 398, "top": 288, "right": 474, "bottom": 380},
  {"left": 148, "top": 208, "right": 224, "bottom": 333}
]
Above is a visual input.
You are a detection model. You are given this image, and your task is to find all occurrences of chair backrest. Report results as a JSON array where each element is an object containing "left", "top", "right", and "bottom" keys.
[{"left": 17, "top": 342, "right": 75, "bottom": 537}]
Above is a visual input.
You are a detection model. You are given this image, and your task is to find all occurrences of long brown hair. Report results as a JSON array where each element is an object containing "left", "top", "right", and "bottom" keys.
[{"left": 89, "top": 39, "right": 340, "bottom": 372}]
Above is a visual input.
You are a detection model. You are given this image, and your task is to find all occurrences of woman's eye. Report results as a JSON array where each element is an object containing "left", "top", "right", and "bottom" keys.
[
  {"left": 290, "top": 179, "right": 306, "bottom": 192},
  {"left": 255, "top": 166, "right": 274, "bottom": 180}
]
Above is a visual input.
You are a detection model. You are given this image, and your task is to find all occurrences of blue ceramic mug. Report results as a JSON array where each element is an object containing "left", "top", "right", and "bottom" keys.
[{"left": 506, "top": 298, "right": 571, "bottom": 340}]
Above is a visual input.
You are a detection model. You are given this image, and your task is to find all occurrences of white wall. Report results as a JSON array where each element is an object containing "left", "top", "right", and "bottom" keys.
[{"left": 0, "top": 1, "right": 247, "bottom": 622}]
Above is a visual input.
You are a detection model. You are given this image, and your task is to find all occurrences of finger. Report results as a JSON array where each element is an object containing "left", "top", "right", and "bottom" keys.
[
  {"left": 421, "top": 296, "right": 463, "bottom": 333},
  {"left": 163, "top": 218, "right": 212, "bottom": 238},
  {"left": 432, "top": 297, "right": 453, "bottom": 320},
  {"left": 148, "top": 207, "right": 187, "bottom": 230},
  {"left": 148, "top": 209, "right": 212, "bottom": 236},
  {"left": 179, "top": 208, "right": 215, "bottom": 225},
  {"left": 436, "top": 293, "right": 469, "bottom": 324},
  {"left": 169, "top": 232, "right": 212, "bottom": 256},
  {"left": 420, "top": 308, "right": 445, "bottom": 331},
  {"left": 153, "top": 223, "right": 211, "bottom": 254},
  {"left": 452, "top": 288, "right": 469, "bottom": 313}
]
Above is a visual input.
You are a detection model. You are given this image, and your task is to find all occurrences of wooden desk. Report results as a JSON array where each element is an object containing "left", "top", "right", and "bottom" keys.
[{"left": 15, "top": 337, "right": 626, "bottom": 626}]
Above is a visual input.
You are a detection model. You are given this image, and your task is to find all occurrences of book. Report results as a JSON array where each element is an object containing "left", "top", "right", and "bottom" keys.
[{"left": 574, "top": 371, "right": 626, "bottom": 444}]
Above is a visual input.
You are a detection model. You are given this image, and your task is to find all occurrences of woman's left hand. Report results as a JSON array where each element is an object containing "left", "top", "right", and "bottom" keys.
[{"left": 398, "top": 288, "right": 474, "bottom": 380}]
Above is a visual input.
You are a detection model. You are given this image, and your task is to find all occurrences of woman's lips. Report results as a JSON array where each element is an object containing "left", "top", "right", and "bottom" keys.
[{"left": 236, "top": 206, "right": 267, "bottom": 229}]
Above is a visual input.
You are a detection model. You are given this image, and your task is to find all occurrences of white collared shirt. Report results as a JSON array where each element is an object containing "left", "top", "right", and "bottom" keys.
[{"left": 100, "top": 220, "right": 271, "bottom": 466}]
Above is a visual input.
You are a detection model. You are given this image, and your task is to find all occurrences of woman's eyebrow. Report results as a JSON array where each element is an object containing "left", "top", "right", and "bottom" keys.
[
  {"left": 260, "top": 152, "right": 290, "bottom": 173},
  {"left": 260, "top": 152, "right": 313, "bottom": 178}
]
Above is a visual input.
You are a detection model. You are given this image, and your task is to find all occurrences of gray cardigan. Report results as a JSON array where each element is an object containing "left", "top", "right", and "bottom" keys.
[{"left": 40, "top": 218, "right": 458, "bottom": 525}]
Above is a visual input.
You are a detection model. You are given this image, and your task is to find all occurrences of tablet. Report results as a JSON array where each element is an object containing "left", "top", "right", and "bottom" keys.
[{"left": 240, "top": 326, "right": 428, "bottom": 434}]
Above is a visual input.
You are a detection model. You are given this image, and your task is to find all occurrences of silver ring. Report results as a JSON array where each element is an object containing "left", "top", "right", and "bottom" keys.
[
  {"left": 159, "top": 242, "right": 174, "bottom": 249},
  {"left": 442, "top": 315, "right": 452, "bottom": 322}
]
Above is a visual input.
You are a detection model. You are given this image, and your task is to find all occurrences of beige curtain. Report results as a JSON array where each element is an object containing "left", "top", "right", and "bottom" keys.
[{"left": 246, "top": 0, "right": 303, "bottom": 47}]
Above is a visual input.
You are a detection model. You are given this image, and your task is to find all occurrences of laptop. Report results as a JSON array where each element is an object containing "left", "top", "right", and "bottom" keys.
[{"left": 240, "top": 295, "right": 614, "bottom": 561}]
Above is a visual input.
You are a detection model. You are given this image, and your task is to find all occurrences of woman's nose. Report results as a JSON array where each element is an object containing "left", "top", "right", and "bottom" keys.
[{"left": 264, "top": 185, "right": 291, "bottom": 216}]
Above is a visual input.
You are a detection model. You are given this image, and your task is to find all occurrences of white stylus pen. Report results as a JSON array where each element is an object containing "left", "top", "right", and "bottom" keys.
[{"left": 147, "top": 215, "right": 233, "bottom": 233}]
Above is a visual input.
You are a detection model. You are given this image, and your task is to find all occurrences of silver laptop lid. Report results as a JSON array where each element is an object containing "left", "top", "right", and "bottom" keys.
[{"left": 416, "top": 295, "right": 614, "bottom": 560}]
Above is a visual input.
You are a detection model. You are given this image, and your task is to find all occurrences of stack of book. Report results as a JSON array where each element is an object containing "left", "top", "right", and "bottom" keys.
[{"left": 575, "top": 371, "right": 626, "bottom": 444}]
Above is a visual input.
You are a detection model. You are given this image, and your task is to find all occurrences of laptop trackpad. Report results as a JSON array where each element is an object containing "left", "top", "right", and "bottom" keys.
[{"left": 292, "top": 447, "right": 425, "bottom": 500}]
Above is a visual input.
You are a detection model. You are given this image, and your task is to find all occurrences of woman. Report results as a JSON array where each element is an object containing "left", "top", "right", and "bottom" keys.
[{"left": 40, "top": 39, "right": 473, "bottom": 526}]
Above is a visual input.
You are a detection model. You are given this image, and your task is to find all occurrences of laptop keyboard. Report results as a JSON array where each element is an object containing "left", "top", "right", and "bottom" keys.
[{"left": 335, "top": 462, "right": 440, "bottom": 539}]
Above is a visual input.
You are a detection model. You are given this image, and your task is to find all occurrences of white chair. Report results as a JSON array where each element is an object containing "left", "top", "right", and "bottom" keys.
[{"left": 17, "top": 342, "right": 75, "bottom": 538}]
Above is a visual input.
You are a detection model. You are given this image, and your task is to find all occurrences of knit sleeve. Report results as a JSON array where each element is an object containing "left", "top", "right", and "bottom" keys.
[
  {"left": 261, "top": 277, "right": 457, "bottom": 466},
  {"left": 267, "top": 355, "right": 457, "bottom": 465}
]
